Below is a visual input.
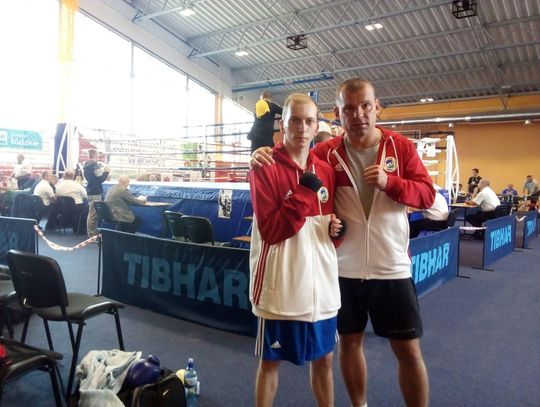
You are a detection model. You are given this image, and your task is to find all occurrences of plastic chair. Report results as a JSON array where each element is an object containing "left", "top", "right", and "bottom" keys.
[
  {"left": 7, "top": 249, "right": 125, "bottom": 398},
  {"left": 0, "top": 280, "right": 17, "bottom": 339},
  {"left": 93, "top": 201, "right": 128, "bottom": 230},
  {"left": 181, "top": 215, "right": 230, "bottom": 246},
  {"left": 446, "top": 209, "right": 459, "bottom": 227},
  {"left": 163, "top": 211, "right": 185, "bottom": 241},
  {"left": 494, "top": 204, "right": 512, "bottom": 218},
  {"left": 0, "top": 338, "right": 63, "bottom": 407},
  {"left": 55, "top": 196, "right": 82, "bottom": 234}
]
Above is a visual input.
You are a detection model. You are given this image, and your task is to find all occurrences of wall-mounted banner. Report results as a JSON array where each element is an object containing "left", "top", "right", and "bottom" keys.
[
  {"left": 483, "top": 215, "right": 516, "bottom": 269},
  {"left": 409, "top": 226, "right": 460, "bottom": 298},
  {"left": 101, "top": 229, "right": 256, "bottom": 336},
  {"left": 522, "top": 211, "right": 538, "bottom": 249},
  {"left": 0, "top": 216, "right": 38, "bottom": 265},
  {"left": 0, "top": 128, "right": 42, "bottom": 151}
]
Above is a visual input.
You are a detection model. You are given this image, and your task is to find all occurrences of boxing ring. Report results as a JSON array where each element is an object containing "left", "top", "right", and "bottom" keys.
[{"left": 102, "top": 181, "right": 253, "bottom": 242}]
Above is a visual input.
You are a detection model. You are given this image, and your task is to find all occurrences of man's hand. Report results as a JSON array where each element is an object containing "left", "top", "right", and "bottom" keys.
[
  {"left": 364, "top": 165, "right": 388, "bottom": 190},
  {"left": 329, "top": 214, "right": 346, "bottom": 238},
  {"left": 250, "top": 147, "right": 274, "bottom": 168}
]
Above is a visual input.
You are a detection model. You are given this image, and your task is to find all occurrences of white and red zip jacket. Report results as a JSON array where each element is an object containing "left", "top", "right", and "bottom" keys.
[
  {"left": 312, "top": 126, "right": 435, "bottom": 280},
  {"left": 249, "top": 143, "right": 340, "bottom": 322}
]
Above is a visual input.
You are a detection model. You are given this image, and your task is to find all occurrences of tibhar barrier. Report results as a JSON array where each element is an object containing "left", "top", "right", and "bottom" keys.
[
  {"left": 409, "top": 226, "right": 460, "bottom": 298},
  {"left": 0, "top": 216, "right": 38, "bottom": 264},
  {"left": 102, "top": 227, "right": 463, "bottom": 337},
  {"left": 101, "top": 229, "right": 256, "bottom": 337},
  {"left": 480, "top": 215, "right": 517, "bottom": 270},
  {"left": 521, "top": 211, "right": 538, "bottom": 249}
]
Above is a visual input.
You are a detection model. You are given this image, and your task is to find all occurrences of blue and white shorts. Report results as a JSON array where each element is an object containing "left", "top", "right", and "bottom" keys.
[{"left": 255, "top": 317, "right": 337, "bottom": 366}]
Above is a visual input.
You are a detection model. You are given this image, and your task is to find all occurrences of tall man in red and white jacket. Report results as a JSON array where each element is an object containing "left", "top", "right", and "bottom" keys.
[
  {"left": 252, "top": 78, "right": 435, "bottom": 407},
  {"left": 249, "top": 93, "right": 345, "bottom": 407}
]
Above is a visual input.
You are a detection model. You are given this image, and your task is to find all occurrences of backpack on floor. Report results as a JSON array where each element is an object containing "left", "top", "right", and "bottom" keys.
[{"left": 119, "top": 369, "right": 186, "bottom": 407}]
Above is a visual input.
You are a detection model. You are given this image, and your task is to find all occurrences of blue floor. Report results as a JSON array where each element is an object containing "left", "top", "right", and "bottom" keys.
[{"left": 2, "top": 229, "right": 540, "bottom": 406}]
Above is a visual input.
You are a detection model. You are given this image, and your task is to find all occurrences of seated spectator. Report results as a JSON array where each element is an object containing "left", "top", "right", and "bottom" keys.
[
  {"left": 501, "top": 184, "right": 518, "bottom": 196},
  {"left": 465, "top": 179, "right": 501, "bottom": 238},
  {"left": 409, "top": 187, "right": 449, "bottom": 238},
  {"left": 313, "top": 121, "right": 333, "bottom": 145},
  {"left": 523, "top": 175, "right": 539, "bottom": 196},
  {"left": 104, "top": 175, "right": 146, "bottom": 233},
  {"left": 33, "top": 171, "right": 57, "bottom": 230},
  {"left": 55, "top": 170, "right": 89, "bottom": 234}
]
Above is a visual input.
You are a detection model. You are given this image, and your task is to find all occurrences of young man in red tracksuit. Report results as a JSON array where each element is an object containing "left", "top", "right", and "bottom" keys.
[
  {"left": 249, "top": 93, "right": 345, "bottom": 407},
  {"left": 252, "top": 78, "right": 435, "bottom": 407}
]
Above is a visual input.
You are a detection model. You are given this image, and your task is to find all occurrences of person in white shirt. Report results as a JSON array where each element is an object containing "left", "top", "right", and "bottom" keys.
[
  {"left": 409, "top": 188, "right": 449, "bottom": 238},
  {"left": 11, "top": 154, "right": 32, "bottom": 190},
  {"left": 465, "top": 179, "right": 501, "bottom": 237},
  {"left": 56, "top": 171, "right": 87, "bottom": 205},
  {"left": 55, "top": 171, "right": 89, "bottom": 234},
  {"left": 33, "top": 171, "right": 58, "bottom": 230},
  {"left": 33, "top": 171, "right": 56, "bottom": 207}
]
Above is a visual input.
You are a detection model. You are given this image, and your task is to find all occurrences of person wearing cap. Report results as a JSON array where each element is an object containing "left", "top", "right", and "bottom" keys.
[{"left": 247, "top": 91, "right": 283, "bottom": 153}]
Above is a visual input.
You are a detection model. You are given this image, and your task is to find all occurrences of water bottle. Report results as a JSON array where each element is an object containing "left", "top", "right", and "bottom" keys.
[{"left": 184, "top": 357, "right": 198, "bottom": 407}]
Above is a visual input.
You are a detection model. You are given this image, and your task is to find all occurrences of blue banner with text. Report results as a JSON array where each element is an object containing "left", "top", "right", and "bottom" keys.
[
  {"left": 483, "top": 215, "right": 516, "bottom": 268},
  {"left": 101, "top": 229, "right": 256, "bottom": 336},
  {"left": 409, "top": 226, "right": 459, "bottom": 298},
  {"left": 522, "top": 211, "right": 538, "bottom": 249}
]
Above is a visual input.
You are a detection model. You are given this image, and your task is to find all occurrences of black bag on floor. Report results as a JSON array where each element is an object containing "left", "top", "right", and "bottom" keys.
[{"left": 118, "top": 368, "right": 186, "bottom": 407}]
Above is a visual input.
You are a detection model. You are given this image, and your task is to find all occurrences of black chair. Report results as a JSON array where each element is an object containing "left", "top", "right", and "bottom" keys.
[
  {"left": 446, "top": 209, "right": 459, "bottom": 227},
  {"left": 7, "top": 249, "right": 125, "bottom": 398},
  {"left": 93, "top": 201, "right": 128, "bottom": 231},
  {"left": 0, "top": 280, "right": 17, "bottom": 339},
  {"left": 11, "top": 193, "right": 44, "bottom": 223},
  {"left": 55, "top": 196, "right": 84, "bottom": 234},
  {"left": 494, "top": 204, "right": 512, "bottom": 218},
  {"left": 163, "top": 211, "right": 185, "bottom": 241},
  {"left": 181, "top": 215, "right": 230, "bottom": 246},
  {"left": 0, "top": 338, "right": 63, "bottom": 407}
]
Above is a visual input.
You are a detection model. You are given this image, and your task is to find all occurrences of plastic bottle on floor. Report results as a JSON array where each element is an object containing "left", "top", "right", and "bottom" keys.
[{"left": 184, "top": 357, "right": 198, "bottom": 407}]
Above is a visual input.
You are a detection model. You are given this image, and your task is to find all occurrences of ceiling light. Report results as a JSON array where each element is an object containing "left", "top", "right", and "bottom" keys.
[
  {"left": 524, "top": 119, "right": 531, "bottom": 125},
  {"left": 365, "top": 23, "right": 383, "bottom": 31},
  {"left": 420, "top": 97, "right": 434, "bottom": 103},
  {"left": 448, "top": 123, "right": 454, "bottom": 128},
  {"left": 180, "top": 7, "right": 195, "bottom": 16},
  {"left": 235, "top": 50, "right": 249, "bottom": 57}
]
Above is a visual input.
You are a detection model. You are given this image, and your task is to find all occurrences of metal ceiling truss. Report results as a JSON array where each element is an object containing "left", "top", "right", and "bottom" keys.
[
  {"left": 132, "top": 0, "right": 208, "bottom": 22},
  {"left": 188, "top": 0, "right": 454, "bottom": 58},
  {"left": 233, "top": 14, "right": 540, "bottom": 78},
  {"left": 232, "top": 39, "right": 540, "bottom": 92}
]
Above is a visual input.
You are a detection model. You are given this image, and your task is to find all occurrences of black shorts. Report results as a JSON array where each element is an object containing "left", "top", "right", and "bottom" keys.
[{"left": 337, "top": 277, "right": 423, "bottom": 340}]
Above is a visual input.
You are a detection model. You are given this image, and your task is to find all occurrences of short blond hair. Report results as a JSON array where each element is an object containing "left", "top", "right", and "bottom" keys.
[{"left": 282, "top": 93, "right": 319, "bottom": 121}]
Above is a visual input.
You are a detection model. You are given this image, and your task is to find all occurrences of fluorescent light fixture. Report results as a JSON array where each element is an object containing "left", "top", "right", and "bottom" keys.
[
  {"left": 180, "top": 7, "right": 195, "bottom": 16},
  {"left": 448, "top": 123, "right": 454, "bottom": 128},
  {"left": 235, "top": 50, "right": 249, "bottom": 57},
  {"left": 420, "top": 97, "right": 434, "bottom": 103},
  {"left": 524, "top": 119, "right": 531, "bottom": 125},
  {"left": 365, "top": 23, "right": 383, "bottom": 30}
]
